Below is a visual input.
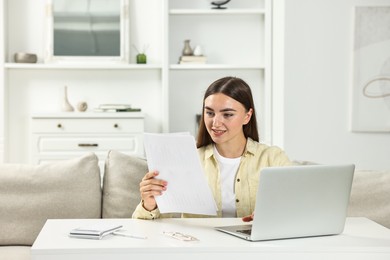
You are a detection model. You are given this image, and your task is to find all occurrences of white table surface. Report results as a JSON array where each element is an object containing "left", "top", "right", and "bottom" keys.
[{"left": 31, "top": 217, "right": 390, "bottom": 260}]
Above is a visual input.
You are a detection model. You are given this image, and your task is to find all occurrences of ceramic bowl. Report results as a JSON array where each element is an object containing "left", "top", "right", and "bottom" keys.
[{"left": 14, "top": 52, "right": 38, "bottom": 63}]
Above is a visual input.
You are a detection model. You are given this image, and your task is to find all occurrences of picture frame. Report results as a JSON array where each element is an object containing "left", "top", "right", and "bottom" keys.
[
  {"left": 44, "top": 0, "right": 129, "bottom": 63},
  {"left": 351, "top": 5, "right": 390, "bottom": 132}
]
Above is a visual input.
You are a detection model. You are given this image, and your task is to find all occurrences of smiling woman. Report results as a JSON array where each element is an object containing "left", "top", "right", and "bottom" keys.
[
  {"left": 132, "top": 77, "right": 292, "bottom": 220},
  {"left": 44, "top": 0, "right": 129, "bottom": 63}
]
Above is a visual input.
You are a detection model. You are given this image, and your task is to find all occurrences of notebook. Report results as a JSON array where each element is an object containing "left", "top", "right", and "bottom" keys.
[
  {"left": 215, "top": 164, "right": 355, "bottom": 241},
  {"left": 69, "top": 224, "right": 123, "bottom": 240}
]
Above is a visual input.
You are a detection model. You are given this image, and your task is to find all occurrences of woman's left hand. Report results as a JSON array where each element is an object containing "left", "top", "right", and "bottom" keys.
[{"left": 242, "top": 213, "right": 254, "bottom": 222}]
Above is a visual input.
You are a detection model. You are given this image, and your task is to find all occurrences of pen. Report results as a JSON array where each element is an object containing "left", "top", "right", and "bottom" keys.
[{"left": 113, "top": 231, "right": 147, "bottom": 239}]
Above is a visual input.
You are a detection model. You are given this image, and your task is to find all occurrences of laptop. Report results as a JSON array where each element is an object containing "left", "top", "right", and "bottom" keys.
[{"left": 215, "top": 164, "right": 355, "bottom": 241}]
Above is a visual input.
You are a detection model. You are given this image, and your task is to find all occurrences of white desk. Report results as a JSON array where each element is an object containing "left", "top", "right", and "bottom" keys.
[{"left": 31, "top": 218, "right": 390, "bottom": 260}]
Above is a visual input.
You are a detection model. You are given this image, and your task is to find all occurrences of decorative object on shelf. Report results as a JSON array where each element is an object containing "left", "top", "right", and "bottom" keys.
[
  {"left": 207, "top": 0, "right": 231, "bottom": 9},
  {"left": 133, "top": 44, "right": 149, "bottom": 64},
  {"left": 182, "top": 40, "right": 193, "bottom": 56},
  {"left": 94, "top": 104, "right": 141, "bottom": 112},
  {"left": 62, "top": 86, "right": 74, "bottom": 112},
  {"left": 137, "top": 53, "right": 147, "bottom": 64},
  {"left": 193, "top": 45, "right": 203, "bottom": 56},
  {"left": 77, "top": 101, "right": 88, "bottom": 112},
  {"left": 179, "top": 42, "right": 207, "bottom": 64},
  {"left": 179, "top": 55, "right": 207, "bottom": 64},
  {"left": 14, "top": 52, "right": 37, "bottom": 63}
]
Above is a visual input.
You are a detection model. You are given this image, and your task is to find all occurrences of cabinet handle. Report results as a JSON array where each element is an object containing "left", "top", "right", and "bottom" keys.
[
  {"left": 78, "top": 143, "right": 98, "bottom": 147},
  {"left": 114, "top": 124, "right": 119, "bottom": 128}
]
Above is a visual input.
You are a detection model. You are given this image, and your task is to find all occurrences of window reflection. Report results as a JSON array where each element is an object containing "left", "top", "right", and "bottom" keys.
[{"left": 53, "top": 0, "right": 120, "bottom": 56}]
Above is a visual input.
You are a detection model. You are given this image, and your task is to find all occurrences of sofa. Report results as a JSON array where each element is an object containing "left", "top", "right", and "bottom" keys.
[{"left": 0, "top": 151, "right": 389, "bottom": 260}]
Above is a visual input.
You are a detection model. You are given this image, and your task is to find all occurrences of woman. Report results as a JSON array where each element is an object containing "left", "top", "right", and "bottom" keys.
[{"left": 132, "top": 76, "right": 291, "bottom": 220}]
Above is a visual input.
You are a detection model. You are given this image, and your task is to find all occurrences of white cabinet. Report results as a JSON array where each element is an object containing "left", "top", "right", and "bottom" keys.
[{"left": 31, "top": 113, "right": 145, "bottom": 172}]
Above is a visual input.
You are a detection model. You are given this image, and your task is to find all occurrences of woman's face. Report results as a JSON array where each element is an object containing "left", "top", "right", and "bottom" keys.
[{"left": 204, "top": 93, "right": 252, "bottom": 145}]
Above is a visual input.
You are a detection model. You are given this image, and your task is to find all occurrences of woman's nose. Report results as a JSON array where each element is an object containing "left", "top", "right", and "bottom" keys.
[{"left": 213, "top": 115, "right": 222, "bottom": 126}]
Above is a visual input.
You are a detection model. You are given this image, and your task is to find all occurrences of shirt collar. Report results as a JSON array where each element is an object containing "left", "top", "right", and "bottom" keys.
[{"left": 203, "top": 137, "right": 256, "bottom": 159}]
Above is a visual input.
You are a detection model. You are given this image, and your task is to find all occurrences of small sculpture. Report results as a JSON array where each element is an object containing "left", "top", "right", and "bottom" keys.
[
  {"left": 77, "top": 101, "right": 88, "bottom": 112},
  {"left": 193, "top": 45, "right": 203, "bottom": 56},
  {"left": 207, "top": 0, "right": 231, "bottom": 9}
]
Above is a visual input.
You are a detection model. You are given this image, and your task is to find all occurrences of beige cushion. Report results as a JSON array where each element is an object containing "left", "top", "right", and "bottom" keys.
[
  {"left": 0, "top": 246, "right": 31, "bottom": 260},
  {"left": 102, "top": 150, "right": 147, "bottom": 218},
  {"left": 0, "top": 153, "right": 101, "bottom": 246},
  {"left": 347, "top": 170, "right": 390, "bottom": 229}
]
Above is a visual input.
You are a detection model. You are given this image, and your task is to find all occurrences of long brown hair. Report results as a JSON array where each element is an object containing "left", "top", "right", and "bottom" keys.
[{"left": 196, "top": 76, "right": 259, "bottom": 148}]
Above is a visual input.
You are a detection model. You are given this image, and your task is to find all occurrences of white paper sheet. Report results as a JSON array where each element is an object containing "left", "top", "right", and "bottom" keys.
[{"left": 144, "top": 133, "right": 217, "bottom": 215}]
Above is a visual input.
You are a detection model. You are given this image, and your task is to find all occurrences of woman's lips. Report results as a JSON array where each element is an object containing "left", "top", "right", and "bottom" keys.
[{"left": 212, "top": 129, "right": 226, "bottom": 137}]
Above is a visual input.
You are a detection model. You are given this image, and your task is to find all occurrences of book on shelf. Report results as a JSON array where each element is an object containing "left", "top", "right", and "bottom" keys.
[
  {"left": 98, "top": 104, "right": 132, "bottom": 110},
  {"left": 93, "top": 108, "right": 141, "bottom": 113},
  {"left": 178, "top": 55, "right": 207, "bottom": 64},
  {"left": 94, "top": 104, "right": 141, "bottom": 112}
]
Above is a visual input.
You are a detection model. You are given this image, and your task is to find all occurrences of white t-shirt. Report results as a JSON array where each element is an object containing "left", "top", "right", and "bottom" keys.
[{"left": 213, "top": 145, "right": 240, "bottom": 217}]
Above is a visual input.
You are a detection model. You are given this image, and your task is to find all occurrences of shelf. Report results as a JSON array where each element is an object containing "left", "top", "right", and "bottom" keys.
[
  {"left": 169, "top": 9, "right": 266, "bottom": 15},
  {"left": 170, "top": 64, "right": 265, "bottom": 70},
  {"left": 4, "top": 63, "right": 162, "bottom": 70},
  {"left": 31, "top": 112, "right": 145, "bottom": 119}
]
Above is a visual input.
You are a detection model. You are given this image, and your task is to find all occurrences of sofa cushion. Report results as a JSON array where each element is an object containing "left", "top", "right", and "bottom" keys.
[
  {"left": 0, "top": 246, "right": 31, "bottom": 260},
  {"left": 102, "top": 150, "right": 147, "bottom": 218},
  {"left": 0, "top": 153, "right": 101, "bottom": 246},
  {"left": 347, "top": 170, "right": 390, "bottom": 229}
]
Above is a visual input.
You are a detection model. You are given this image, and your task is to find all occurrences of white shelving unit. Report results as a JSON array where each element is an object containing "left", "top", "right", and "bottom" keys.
[
  {"left": 4, "top": 63, "right": 162, "bottom": 70},
  {"left": 0, "top": 0, "right": 273, "bottom": 164},
  {"left": 167, "top": 0, "right": 272, "bottom": 142}
]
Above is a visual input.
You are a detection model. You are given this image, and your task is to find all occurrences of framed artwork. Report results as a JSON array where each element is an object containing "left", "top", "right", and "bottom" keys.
[{"left": 351, "top": 6, "right": 390, "bottom": 132}]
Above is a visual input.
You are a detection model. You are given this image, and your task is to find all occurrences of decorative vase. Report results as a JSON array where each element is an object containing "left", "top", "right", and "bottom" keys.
[
  {"left": 182, "top": 40, "right": 193, "bottom": 56},
  {"left": 137, "top": 53, "right": 147, "bottom": 64},
  {"left": 62, "top": 86, "right": 74, "bottom": 112},
  {"left": 193, "top": 45, "right": 203, "bottom": 56}
]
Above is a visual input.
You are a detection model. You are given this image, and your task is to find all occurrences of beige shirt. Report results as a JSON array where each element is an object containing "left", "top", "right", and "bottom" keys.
[{"left": 132, "top": 138, "right": 292, "bottom": 219}]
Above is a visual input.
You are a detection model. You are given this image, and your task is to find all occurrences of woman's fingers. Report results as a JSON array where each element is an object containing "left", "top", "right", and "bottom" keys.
[
  {"left": 140, "top": 171, "right": 167, "bottom": 195},
  {"left": 142, "top": 171, "right": 159, "bottom": 181},
  {"left": 139, "top": 171, "right": 168, "bottom": 211},
  {"left": 242, "top": 213, "right": 254, "bottom": 222}
]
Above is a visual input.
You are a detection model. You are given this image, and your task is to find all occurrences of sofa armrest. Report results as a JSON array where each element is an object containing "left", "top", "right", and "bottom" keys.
[{"left": 347, "top": 170, "right": 390, "bottom": 229}]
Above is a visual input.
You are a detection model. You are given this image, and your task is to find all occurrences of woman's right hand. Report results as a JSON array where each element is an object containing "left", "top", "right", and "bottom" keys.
[{"left": 139, "top": 171, "right": 168, "bottom": 211}]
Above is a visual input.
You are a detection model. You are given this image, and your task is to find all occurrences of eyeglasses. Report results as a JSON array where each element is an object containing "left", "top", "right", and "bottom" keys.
[{"left": 163, "top": 231, "right": 199, "bottom": 241}]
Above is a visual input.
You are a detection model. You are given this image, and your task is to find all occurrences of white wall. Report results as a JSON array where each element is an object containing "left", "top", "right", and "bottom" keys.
[
  {"left": 0, "top": 0, "right": 5, "bottom": 163},
  {"left": 280, "top": 0, "right": 390, "bottom": 170}
]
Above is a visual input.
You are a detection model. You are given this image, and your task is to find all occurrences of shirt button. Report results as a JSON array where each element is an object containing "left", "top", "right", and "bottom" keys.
[
  {"left": 236, "top": 199, "right": 240, "bottom": 203},
  {"left": 237, "top": 178, "right": 240, "bottom": 182}
]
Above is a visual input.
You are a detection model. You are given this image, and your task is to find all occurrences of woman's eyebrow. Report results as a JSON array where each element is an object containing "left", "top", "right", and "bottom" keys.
[
  {"left": 204, "top": 106, "right": 236, "bottom": 112},
  {"left": 220, "top": 108, "right": 236, "bottom": 112}
]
